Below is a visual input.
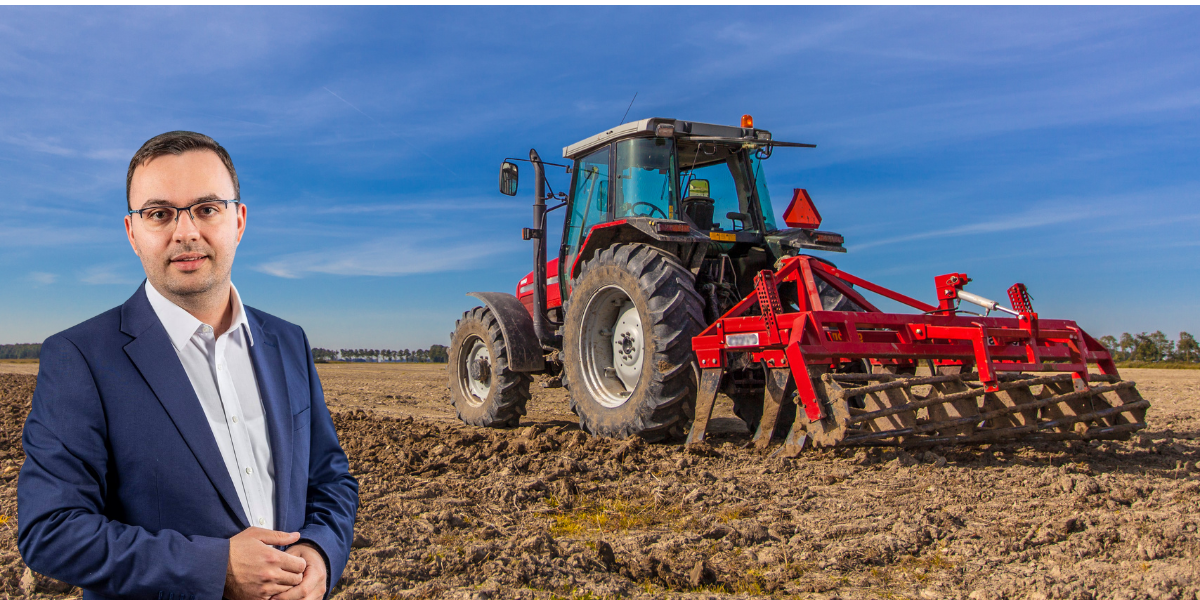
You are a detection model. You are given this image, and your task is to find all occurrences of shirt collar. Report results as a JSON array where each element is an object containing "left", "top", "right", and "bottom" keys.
[{"left": 144, "top": 280, "right": 255, "bottom": 351}]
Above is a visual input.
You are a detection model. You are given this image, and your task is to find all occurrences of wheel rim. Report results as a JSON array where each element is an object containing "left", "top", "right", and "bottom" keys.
[
  {"left": 578, "top": 284, "right": 644, "bottom": 408},
  {"left": 458, "top": 335, "right": 491, "bottom": 407}
]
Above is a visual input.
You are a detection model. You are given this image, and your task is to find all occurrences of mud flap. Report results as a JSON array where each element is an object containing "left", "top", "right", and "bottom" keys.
[{"left": 466, "top": 292, "right": 545, "bottom": 372}]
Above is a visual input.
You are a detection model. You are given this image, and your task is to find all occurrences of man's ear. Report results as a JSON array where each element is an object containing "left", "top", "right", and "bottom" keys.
[
  {"left": 125, "top": 215, "right": 141, "bottom": 257},
  {"left": 235, "top": 202, "right": 247, "bottom": 244}
]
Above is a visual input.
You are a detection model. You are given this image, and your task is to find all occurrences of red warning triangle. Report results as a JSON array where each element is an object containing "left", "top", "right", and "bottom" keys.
[{"left": 783, "top": 188, "right": 822, "bottom": 229}]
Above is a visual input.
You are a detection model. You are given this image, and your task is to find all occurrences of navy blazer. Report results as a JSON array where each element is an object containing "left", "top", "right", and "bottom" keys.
[{"left": 18, "top": 283, "right": 359, "bottom": 600}]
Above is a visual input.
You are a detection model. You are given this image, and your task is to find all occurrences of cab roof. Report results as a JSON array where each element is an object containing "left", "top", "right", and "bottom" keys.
[{"left": 562, "top": 118, "right": 779, "bottom": 160}]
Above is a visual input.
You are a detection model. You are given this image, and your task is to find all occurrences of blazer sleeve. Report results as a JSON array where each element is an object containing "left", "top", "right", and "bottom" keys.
[
  {"left": 18, "top": 334, "right": 229, "bottom": 600},
  {"left": 295, "top": 331, "right": 359, "bottom": 593}
]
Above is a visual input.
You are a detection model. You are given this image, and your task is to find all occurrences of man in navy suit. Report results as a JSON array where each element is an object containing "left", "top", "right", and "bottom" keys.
[{"left": 18, "top": 131, "right": 359, "bottom": 600}]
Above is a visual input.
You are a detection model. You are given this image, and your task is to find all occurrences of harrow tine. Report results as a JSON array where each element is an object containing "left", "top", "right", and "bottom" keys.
[
  {"left": 772, "top": 424, "right": 808, "bottom": 458},
  {"left": 753, "top": 368, "right": 792, "bottom": 449},
  {"left": 685, "top": 368, "right": 723, "bottom": 447}
]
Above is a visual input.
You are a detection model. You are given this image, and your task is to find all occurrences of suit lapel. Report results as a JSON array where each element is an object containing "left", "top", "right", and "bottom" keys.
[
  {"left": 121, "top": 283, "right": 250, "bottom": 528},
  {"left": 247, "top": 312, "right": 294, "bottom": 531}
]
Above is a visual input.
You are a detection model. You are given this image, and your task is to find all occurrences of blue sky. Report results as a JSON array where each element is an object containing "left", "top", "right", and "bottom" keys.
[{"left": 1, "top": 7, "right": 1198, "bottom": 349}]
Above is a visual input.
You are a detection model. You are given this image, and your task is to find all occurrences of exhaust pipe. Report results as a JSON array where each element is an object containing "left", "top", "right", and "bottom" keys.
[{"left": 529, "top": 148, "right": 551, "bottom": 344}]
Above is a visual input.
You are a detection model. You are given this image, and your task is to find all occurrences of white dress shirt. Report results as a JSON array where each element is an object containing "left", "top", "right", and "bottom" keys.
[{"left": 145, "top": 280, "right": 275, "bottom": 530}]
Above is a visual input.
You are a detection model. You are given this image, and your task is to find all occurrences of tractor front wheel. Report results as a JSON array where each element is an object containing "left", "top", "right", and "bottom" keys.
[
  {"left": 563, "top": 244, "right": 705, "bottom": 440},
  {"left": 448, "top": 306, "right": 531, "bottom": 427}
]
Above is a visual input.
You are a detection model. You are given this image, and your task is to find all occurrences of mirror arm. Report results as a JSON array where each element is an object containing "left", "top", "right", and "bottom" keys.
[{"left": 503, "top": 157, "right": 572, "bottom": 170}]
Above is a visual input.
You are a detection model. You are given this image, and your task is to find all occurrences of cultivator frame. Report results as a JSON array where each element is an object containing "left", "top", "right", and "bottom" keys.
[{"left": 686, "top": 255, "right": 1149, "bottom": 454}]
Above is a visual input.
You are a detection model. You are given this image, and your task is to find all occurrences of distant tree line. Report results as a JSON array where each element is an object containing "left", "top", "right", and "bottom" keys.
[
  {"left": 1097, "top": 331, "right": 1199, "bottom": 363},
  {"left": 0, "top": 343, "right": 41, "bottom": 359},
  {"left": 311, "top": 346, "right": 448, "bottom": 364}
]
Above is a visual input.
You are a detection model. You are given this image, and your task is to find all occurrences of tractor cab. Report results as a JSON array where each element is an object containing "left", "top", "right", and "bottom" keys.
[
  {"left": 553, "top": 117, "right": 843, "bottom": 311},
  {"left": 501, "top": 117, "right": 849, "bottom": 324},
  {"left": 560, "top": 119, "right": 784, "bottom": 267}
]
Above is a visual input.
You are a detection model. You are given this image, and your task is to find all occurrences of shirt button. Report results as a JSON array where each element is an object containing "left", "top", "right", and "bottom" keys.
[
  {"left": 258, "top": 517, "right": 265, "bottom": 525},
  {"left": 232, "top": 416, "right": 238, "bottom": 423},
  {"left": 217, "top": 364, "right": 223, "bottom": 371},
  {"left": 245, "top": 467, "right": 252, "bottom": 474}
]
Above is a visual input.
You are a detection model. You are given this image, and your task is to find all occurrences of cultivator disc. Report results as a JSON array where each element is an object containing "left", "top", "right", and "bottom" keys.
[{"left": 800, "top": 369, "right": 1149, "bottom": 448}]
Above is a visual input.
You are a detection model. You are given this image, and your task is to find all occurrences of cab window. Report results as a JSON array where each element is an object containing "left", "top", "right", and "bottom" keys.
[
  {"left": 563, "top": 145, "right": 611, "bottom": 277},
  {"left": 613, "top": 137, "right": 677, "bottom": 220},
  {"left": 751, "top": 155, "right": 778, "bottom": 231},
  {"left": 680, "top": 143, "right": 760, "bottom": 232}
]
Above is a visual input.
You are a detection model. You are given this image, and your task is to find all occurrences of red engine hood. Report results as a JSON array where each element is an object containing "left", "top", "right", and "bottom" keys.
[{"left": 516, "top": 257, "right": 562, "bottom": 316}]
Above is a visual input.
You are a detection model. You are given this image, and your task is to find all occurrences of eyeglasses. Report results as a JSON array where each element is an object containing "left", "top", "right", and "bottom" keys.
[{"left": 128, "top": 199, "right": 241, "bottom": 232}]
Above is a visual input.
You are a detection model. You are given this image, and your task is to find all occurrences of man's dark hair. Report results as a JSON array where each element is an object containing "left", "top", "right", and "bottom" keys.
[{"left": 126, "top": 131, "right": 239, "bottom": 210}]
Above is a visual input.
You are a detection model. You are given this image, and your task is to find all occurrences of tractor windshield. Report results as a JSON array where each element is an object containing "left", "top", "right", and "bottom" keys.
[
  {"left": 613, "top": 137, "right": 678, "bottom": 220},
  {"left": 678, "top": 142, "right": 774, "bottom": 233}
]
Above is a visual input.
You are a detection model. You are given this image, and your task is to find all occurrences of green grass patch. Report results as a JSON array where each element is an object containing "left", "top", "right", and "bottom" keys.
[
  {"left": 548, "top": 493, "right": 682, "bottom": 537},
  {"left": 547, "top": 590, "right": 618, "bottom": 600},
  {"left": 716, "top": 505, "right": 748, "bottom": 523}
]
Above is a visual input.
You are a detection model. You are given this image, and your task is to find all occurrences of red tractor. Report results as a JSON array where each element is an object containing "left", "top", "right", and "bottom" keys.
[{"left": 449, "top": 116, "right": 1147, "bottom": 449}]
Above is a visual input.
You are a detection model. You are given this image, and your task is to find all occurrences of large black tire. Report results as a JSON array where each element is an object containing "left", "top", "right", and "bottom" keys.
[
  {"left": 563, "top": 244, "right": 705, "bottom": 440},
  {"left": 448, "top": 306, "right": 531, "bottom": 427}
]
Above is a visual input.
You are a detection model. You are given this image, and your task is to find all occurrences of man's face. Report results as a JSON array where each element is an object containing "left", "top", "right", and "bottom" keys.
[{"left": 125, "top": 150, "right": 246, "bottom": 298}]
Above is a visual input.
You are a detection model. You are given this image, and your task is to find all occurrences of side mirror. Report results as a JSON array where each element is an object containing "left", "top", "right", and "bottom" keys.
[{"left": 499, "top": 161, "right": 519, "bottom": 196}]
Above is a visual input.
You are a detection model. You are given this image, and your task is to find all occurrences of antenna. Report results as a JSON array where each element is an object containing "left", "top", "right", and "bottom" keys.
[{"left": 618, "top": 91, "right": 638, "bottom": 126}]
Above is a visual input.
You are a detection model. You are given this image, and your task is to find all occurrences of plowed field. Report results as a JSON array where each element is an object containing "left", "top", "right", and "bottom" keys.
[{"left": 1, "top": 363, "right": 1198, "bottom": 600}]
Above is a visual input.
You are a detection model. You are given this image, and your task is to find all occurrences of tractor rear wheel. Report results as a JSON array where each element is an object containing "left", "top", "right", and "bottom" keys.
[
  {"left": 448, "top": 306, "right": 531, "bottom": 427},
  {"left": 563, "top": 244, "right": 705, "bottom": 440}
]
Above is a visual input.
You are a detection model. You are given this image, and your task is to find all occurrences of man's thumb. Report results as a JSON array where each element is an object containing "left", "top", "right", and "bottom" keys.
[{"left": 255, "top": 529, "right": 301, "bottom": 545}]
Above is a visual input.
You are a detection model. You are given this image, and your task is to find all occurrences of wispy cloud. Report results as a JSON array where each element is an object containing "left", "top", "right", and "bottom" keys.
[
  {"left": 0, "top": 224, "right": 113, "bottom": 248},
  {"left": 255, "top": 235, "right": 519, "bottom": 279},
  {"left": 849, "top": 204, "right": 1117, "bottom": 252},
  {"left": 79, "top": 264, "right": 137, "bottom": 285},
  {"left": 28, "top": 271, "right": 57, "bottom": 285}
]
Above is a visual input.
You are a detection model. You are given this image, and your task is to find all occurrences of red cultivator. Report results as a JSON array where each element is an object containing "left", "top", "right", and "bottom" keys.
[{"left": 686, "top": 255, "right": 1149, "bottom": 453}]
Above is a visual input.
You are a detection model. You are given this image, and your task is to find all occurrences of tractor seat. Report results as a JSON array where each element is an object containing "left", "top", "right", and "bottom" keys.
[
  {"left": 681, "top": 178, "right": 715, "bottom": 230},
  {"left": 681, "top": 195, "right": 715, "bottom": 230}
]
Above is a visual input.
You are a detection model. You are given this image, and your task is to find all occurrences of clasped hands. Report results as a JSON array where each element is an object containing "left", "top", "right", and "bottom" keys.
[{"left": 225, "top": 528, "right": 326, "bottom": 600}]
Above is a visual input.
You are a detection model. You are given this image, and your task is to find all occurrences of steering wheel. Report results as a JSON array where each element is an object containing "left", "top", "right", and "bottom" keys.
[{"left": 627, "top": 202, "right": 667, "bottom": 218}]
